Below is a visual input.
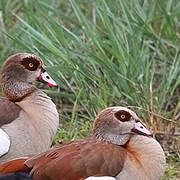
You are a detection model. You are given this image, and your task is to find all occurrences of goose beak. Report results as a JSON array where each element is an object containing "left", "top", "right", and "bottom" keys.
[
  {"left": 131, "top": 121, "right": 152, "bottom": 136},
  {"left": 38, "top": 71, "right": 57, "bottom": 87}
]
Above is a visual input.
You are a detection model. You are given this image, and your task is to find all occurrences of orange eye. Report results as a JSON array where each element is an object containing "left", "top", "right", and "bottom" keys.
[
  {"left": 29, "top": 63, "right": 34, "bottom": 68},
  {"left": 121, "top": 114, "right": 126, "bottom": 119}
]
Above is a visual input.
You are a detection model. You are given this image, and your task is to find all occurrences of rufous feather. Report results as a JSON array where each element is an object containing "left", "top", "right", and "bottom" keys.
[{"left": 0, "top": 158, "right": 29, "bottom": 174}]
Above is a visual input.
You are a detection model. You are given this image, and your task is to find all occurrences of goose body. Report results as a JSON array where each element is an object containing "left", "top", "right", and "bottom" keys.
[
  {"left": 0, "top": 107, "right": 165, "bottom": 180},
  {"left": 0, "top": 53, "right": 59, "bottom": 163}
]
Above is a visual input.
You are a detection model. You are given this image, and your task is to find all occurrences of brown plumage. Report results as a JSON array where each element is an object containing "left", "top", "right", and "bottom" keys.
[
  {"left": 0, "top": 107, "right": 166, "bottom": 180},
  {"left": 0, "top": 98, "right": 21, "bottom": 127},
  {"left": 0, "top": 53, "right": 59, "bottom": 163}
]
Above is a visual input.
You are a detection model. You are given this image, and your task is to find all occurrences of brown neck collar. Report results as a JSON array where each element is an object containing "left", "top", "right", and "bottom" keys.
[{"left": 2, "top": 81, "right": 36, "bottom": 102}]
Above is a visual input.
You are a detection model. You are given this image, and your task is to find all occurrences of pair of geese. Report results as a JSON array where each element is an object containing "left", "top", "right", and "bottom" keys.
[{"left": 0, "top": 53, "right": 166, "bottom": 180}]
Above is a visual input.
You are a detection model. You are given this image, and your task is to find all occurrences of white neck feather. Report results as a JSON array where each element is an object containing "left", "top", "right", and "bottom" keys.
[
  {"left": 117, "top": 135, "right": 166, "bottom": 180},
  {"left": 96, "top": 132, "right": 130, "bottom": 145}
]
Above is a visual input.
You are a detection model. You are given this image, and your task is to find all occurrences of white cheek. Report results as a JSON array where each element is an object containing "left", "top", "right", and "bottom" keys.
[
  {"left": 0, "top": 128, "right": 10, "bottom": 157},
  {"left": 85, "top": 177, "right": 116, "bottom": 180}
]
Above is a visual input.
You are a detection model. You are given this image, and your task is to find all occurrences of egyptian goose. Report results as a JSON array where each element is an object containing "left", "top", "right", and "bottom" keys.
[
  {"left": 0, "top": 53, "right": 59, "bottom": 163},
  {"left": 0, "top": 107, "right": 166, "bottom": 180}
]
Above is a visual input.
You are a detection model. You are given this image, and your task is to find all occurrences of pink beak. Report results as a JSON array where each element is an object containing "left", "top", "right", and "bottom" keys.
[
  {"left": 38, "top": 71, "right": 57, "bottom": 87},
  {"left": 131, "top": 121, "right": 152, "bottom": 136}
]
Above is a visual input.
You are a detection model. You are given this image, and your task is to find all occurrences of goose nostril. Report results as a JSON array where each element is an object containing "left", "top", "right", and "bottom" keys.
[{"left": 46, "top": 76, "right": 50, "bottom": 79}]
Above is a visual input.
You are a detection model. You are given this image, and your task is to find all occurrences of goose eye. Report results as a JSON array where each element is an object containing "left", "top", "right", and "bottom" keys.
[
  {"left": 21, "top": 57, "right": 40, "bottom": 71},
  {"left": 114, "top": 110, "right": 131, "bottom": 122},
  {"left": 29, "top": 63, "right": 34, "bottom": 68}
]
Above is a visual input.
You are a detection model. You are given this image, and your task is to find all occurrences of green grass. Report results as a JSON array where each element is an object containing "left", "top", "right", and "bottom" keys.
[{"left": 0, "top": 0, "right": 180, "bottom": 179}]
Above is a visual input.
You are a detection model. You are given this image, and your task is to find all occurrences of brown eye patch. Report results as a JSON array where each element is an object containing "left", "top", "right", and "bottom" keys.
[
  {"left": 21, "top": 57, "right": 40, "bottom": 71},
  {"left": 114, "top": 110, "right": 132, "bottom": 122}
]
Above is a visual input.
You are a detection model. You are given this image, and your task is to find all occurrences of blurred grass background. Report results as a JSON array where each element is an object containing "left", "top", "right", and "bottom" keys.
[{"left": 0, "top": 0, "right": 179, "bottom": 179}]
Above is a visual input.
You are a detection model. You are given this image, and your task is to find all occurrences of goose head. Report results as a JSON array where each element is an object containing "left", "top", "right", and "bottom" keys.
[
  {"left": 93, "top": 106, "right": 152, "bottom": 145},
  {"left": 1, "top": 53, "right": 57, "bottom": 101}
]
